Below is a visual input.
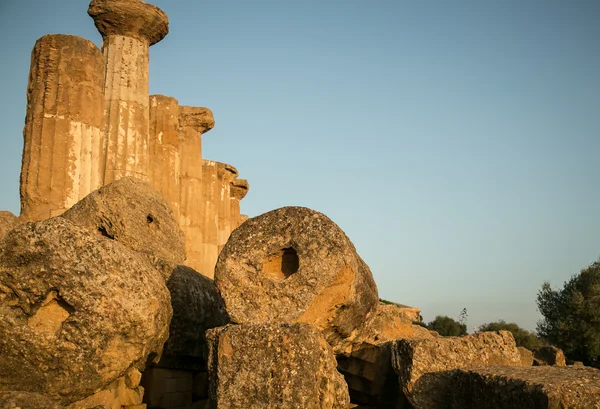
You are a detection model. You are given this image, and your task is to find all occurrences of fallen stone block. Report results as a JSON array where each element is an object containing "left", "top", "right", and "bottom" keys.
[
  {"left": 450, "top": 366, "right": 600, "bottom": 409},
  {"left": 0, "top": 217, "right": 171, "bottom": 405},
  {"left": 207, "top": 322, "right": 350, "bottom": 409},
  {"left": 158, "top": 265, "right": 229, "bottom": 370},
  {"left": 518, "top": 346, "right": 534, "bottom": 366},
  {"left": 392, "top": 331, "right": 522, "bottom": 409},
  {"left": 532, "top": 345, "right": 566, "bottom": 366},
  {"left": 60, "top": 177, "right": 185, "bottom": 279},
  {"left": 214, "top": 206, "right": 379, "bottom": 351}
]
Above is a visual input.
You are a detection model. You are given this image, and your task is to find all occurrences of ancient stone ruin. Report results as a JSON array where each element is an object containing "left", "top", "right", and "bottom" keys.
[{"left": 1, "top": 1, "right": 599, "bottom": 409}]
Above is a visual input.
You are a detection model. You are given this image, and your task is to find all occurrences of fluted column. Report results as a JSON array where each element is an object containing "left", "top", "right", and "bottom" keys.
[
  {"left": 149, "top": 95, "right": 180, "bottom": 217},
  {"left": 216, "top": 163, "right": 238, "bottom": 253},
  {"left": 88, "top": 0, "right": 168, "bottom": 184},
  {"left": 229, "top": 179, "right": 249, "bottom": 231},
  {"left": 20, "top": 34, "right": 104, "bottom": 221},
  {"left": 178, "top": 106, "right": 214, "bottom": 274},
  {"left": 200, "top": 160, "right": 219, "bottom": 278}
]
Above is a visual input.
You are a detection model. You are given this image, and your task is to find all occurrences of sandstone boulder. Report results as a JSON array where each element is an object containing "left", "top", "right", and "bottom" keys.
[
  {"left": 450, "top": 366, "right": 600, "bottom": 409},
  {"left": 392, "top": 331, "right": 522, "bottom": 409},
  {"left": 158, "top": 265, "right": 229, "bottom": 370},
  {"left": 0, "top": 211, "right": 18, "bottom": 240},
  {"left": 207, "top": 323, "right": 350, "bottom": 409},
  {"left": 214, "top": 206, "right": 379, "bottom": 350},
  {"left": 532, "top": 345, "right": 567, "bottom": 366},
  {"left": 0, "top": 217, "right": 172, "bottom": 405},
  {"left": 60, "top": 177, "right": 185, "bottom": 278},
  {"left": 0, "top": 391, "right": 63, "bottom": 409}
]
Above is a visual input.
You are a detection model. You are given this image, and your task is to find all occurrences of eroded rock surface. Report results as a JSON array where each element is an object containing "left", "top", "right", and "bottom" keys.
[
  {"left": 392, "top": 331, "right": 522, "bottom": 409},
  {"left": 532, "top": 345, "right": 567, "bottom": 367},
  {"left": 0, "top": 217, "right": 171, "bottom": 405},
  {"left": 60, "top": 177, "right": 185, "bottom": 278},
  {"left": 159, "top": 265, "right": 229, "bottom": 370},
  {"left": 0, "top": 391, "right": 63, "bottom": 409},
  {"left": 450, "top": 366, "right": 600, "bottom": 409},
  {"left": 207, "top": 323, "right": 350, "bottom": 409},
  {"left": 0, "top": 212, "right": 18, "bottom": 240},
  {"left": 214, "top": 206, "right": 379, "bottom": 350}
]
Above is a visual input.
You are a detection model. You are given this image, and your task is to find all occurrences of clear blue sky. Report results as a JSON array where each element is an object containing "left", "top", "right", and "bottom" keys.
[{"left": 0, "top": 0, "right": 598, "bottom": 331}]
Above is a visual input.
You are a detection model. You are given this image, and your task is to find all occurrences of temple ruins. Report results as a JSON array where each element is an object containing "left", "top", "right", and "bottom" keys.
[
  {"left": 18, "top": 0, "right": 247, "bottom": 278},
  {"left": 1, "top": 1, "right": 599, "bottom": 409}
]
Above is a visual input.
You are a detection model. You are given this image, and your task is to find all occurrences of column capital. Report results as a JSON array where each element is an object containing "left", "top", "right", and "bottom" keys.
[
  {"left": 215, "top": 162, "right": 238, "bottom": 182},
  {"left": 88, "top": 0, "right": 169, "bottom": 45},
  {"left": 230, "top": 179, "right": 249, "bottom": 200},
  {"left": 179, "top": 106, "right": 215, "bottom": 134}
]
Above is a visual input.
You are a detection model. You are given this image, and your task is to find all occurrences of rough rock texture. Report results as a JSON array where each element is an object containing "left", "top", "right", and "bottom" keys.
[
  {"left": 0, "top": 212, "right": 18, "bottom": 240},
  {"left": 214, "top": 206, "right": 379, "bottom": 350},
  {"left": 66, "top": 371, "right": 144, "bottom": 409},
  {"left": 60, "top": 177, "right": 185, "bottom": 278},
  {"left": 20, "top": 34, "right": 104, "bottom": 222},
  {"left": 0, "top": 217, "right": 172, "bottom": 405},
  {"left": 158, "top": 265, "right": 229, "bottom": 370},
  {"left": 518, "top": 346, "right": 534, "bottom": 366},
  {"left": 532, "top": 345, "right": 567, "bottom": 367},
  {"left": 0, "top": 391, "right": 63, "bottom": 409},
  {"left": 89, "top": 0, "right": 169, "bottom": 46},
  {"left": 450, "top": 366, "right": 600, "bottom": 409},
  {"left": 207, "top": 323, "right": 350, "bottom": 409},
  {"left": 392, "top": 331, "right": 522, "bottom": 409}
]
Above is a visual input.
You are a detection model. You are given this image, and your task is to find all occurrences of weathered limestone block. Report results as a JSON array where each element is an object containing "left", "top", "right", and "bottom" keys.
[
  {"left": 0, "top": 217, "right": 171, "bottom": 405},
  {"left": 392, "top": 331, "right": 522, "bottom": 409},
  {"left": 214, "top": 206, "right": 379, "bottom": 350},
  {"left": 0, "top": 211, "right": 18, "bottom": 240},
  {"left": 518, "top": 346, "right": 534, "bottom": 366},
  {"left": 229, "top": 178, "right": 249, "bottom": 231},
  {"left": 149, "top": 95, "right": 180, "bottom": 218},
  {"left": 207, "top": 323, "right": 350, "bottom": 409},
  {"left": 0, "top": 391, "right": 63, "bottom": 409},
  {"left": 159, "top": 265, "right": 229, "bottom": 369},
  {"left": 60, "top": 177, "right": 185, "bottom": 278},
  {"left": 178, "top": 107, "right": 214, "bottom": 274},
  {"left": 20, "top": 34, "right": 104, "bottom": 221},
  {"left": 532, "top": 345, "right": 567, "bottom": 366},
  {"left": 199, "top": 160, "right": 219, "bottom": 278},
  {"left": 66, "top": 371, "right": 144, "bottom": 409},
  {"left": 88, "top": 0, "right": 169, "bottom": 184},
  {"left": 450, "top": 366, "right": 600, "bottom": 409}
]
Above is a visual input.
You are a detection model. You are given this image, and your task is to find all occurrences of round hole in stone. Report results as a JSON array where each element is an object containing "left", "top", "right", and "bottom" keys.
[{"left": 262, "top": 247, "right": 299, "bottom": 281}]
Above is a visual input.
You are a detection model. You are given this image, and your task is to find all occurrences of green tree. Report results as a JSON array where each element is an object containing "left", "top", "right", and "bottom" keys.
[
  {"left": 426, "top": 315, "right": 467, "bottom": 336},
  {"left": 478, "top": 320, "right": 542, "bottom": 350},
  {"left": 536, "top": 259, "right": 600, "bottom": 368}
]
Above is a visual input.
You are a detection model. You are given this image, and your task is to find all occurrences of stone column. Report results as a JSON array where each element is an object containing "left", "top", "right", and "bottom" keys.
[
  {"left": 216, "top": 163, "right": 238, "bottom": 253},
  {"left": 200, "top": 160, "right": 219, "bottom": 278},
  {"left": 229, "top": 179, "right": 249, "bottom": 231},
  {"left": 20, "top": 34, "right": 104, "bottom": 221},
  {"left": 88, "top": 0, "right": 168, "bottom": 184},
  {"left": 149, "top": 95, "right": 180, "bottom": 217},
  {"left": 178, "top": 106, "right": 214, "bottom": 273}
]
